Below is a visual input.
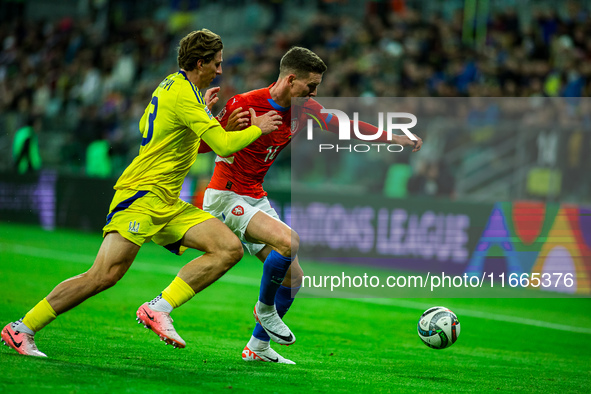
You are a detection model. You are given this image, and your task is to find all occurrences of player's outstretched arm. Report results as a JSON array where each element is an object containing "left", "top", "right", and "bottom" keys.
[
  {"left": 201, "top": 125, "right": 261, "bottom": 157},
  {"left": 199, "top": 107, "right": 280, "bottom": 155},
  {"left": 201, "top": 111, "right": 280, "bottom": 157}
]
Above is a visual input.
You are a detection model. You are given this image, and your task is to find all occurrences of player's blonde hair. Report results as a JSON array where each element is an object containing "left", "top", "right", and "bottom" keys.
[
  {"left": 177, "top": 29, "right": 223, "bottom": 71},
  {"left": 279, "top": 47, "right": 327, "bottom": 78}
]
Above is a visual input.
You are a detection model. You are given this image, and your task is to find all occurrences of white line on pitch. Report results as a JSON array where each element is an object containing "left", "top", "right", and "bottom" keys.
[
  {"left": 0, "top": 243, "right": 257, "bottom": 285},
  {"left": 2, "top": 243, "right": 591, "bottom": 334},
  {"left": 352, "top": 298, "right": 591, "bottom": 334}
]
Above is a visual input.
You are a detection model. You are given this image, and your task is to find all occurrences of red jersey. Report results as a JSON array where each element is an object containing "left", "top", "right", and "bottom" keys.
[{"left": 206, "top": 85, "right": 334, "bottom": 198}]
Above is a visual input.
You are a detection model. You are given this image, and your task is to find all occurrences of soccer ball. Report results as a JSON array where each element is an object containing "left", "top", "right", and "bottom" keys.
[{"left": 417, "top": 306, "right": 460, "bottom": 349}]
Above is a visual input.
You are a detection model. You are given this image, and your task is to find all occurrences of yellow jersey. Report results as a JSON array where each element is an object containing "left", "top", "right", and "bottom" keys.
[{"left": 114, "top": 70, "right": 220, "bottom": 204}]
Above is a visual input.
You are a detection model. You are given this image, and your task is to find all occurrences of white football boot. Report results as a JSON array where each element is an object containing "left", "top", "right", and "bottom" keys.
[
  {"left": 253, "top": 301, "right": 296, "bottom": 345},
  {"left": 242, "top": 344, "right": 295, "bottom": 364},
  {"left": 136, "top": 303, "right": 186, "bottom": 348}
]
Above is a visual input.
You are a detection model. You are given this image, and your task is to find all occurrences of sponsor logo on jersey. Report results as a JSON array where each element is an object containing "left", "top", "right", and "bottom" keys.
[{"left": 231, "top": 205, "right": 244, "bottom": 216}]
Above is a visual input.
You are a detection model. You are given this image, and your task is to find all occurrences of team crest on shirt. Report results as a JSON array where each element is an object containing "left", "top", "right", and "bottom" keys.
[
  {"left": 291, "top": 119, "right": 298, "bottom": 134},
  {"left": 231, "top": 205, "right": 245, "bottom": 216}
]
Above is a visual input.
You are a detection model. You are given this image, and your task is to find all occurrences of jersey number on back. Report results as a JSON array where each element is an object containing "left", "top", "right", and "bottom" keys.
[
  {"left": 141, "top": 96, "right": 159, "bottom": 146},
  {"left": 265, "top": 146, "right": 280, "bottom": 162}
]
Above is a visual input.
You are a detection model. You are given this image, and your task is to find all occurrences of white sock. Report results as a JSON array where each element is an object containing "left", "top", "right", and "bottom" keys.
[
  {"left": 148, "top": 294, "right": 173, "bottom": 313},
  {"left": 256, "top": 300, "right": 275, "bottom": 314},
  {"left": 248, "top": 335, "right": 270, "bottom": 351},
  {"left": 13, "top": 318, "right": 35, "bottom": 335}
]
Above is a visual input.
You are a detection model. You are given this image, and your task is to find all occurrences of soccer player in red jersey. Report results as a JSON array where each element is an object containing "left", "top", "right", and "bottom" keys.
[{"left": 202, "top": 47, "right": 422, "bottom": 364}]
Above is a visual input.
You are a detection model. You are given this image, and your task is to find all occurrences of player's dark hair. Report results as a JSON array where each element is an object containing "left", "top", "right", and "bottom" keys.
[
  {"left": 279, "top": 47, "right": 327, "bottom": 78},
  {"left": 177, "top": 29, "right": 223, "bottom": 71}
]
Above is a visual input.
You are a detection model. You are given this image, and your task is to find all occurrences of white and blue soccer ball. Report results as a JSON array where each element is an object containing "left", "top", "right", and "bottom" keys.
[{"left": 417, "top": 306, "right": 460, "bottom": 349}]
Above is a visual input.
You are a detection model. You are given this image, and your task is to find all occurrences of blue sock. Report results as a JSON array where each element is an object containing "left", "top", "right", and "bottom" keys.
[
  {"left": 253, "top": 285, "right": 301, "bottom": 341},
  {"left": 258, "top": 250, "right": 292, "bottom": 305},
  {"left": 275, "top": 285, "right": 301, "bottom": 318}
]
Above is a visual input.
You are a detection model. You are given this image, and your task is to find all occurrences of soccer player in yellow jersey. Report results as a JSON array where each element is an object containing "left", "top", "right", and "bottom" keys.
[{"left": 1, "top": 29, "right": 282, "bottom": 357}]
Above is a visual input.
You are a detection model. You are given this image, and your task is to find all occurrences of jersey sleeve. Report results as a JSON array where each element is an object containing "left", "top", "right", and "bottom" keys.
[
  {"left": 177, "top": 86, "right": 221, "bottom": 138},
  {"left": 201, "top": 124, "right": 261, "bottom": 157}
]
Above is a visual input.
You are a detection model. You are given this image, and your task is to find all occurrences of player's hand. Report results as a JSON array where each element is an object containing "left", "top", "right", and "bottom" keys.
[
  {"left": 410, "top": 134, "right": 423, "bottom": 152},
  {"left": 225, "top": 107, "right": 250, "bottom": 131},
  {"left": 250, "top": 108, "right": 282, "bottom": 135},
  {"left": 204, "top": 87, "right": 220, "bottom": 110},
  {"left": 396, "top": 133, "right": 423, "bottom": 152}
]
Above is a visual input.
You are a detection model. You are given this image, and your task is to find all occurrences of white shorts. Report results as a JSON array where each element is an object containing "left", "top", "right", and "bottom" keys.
[{"left": 203, "top": 188, "right": 281, "bottom": 255}]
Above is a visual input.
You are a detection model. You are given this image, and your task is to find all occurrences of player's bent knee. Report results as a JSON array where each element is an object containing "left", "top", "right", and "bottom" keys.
[
  {"left": 98, "top": 276, "right": 119, "bottom": 291},
  {"left": 228, "top": 245, "right": 244, "bottom": 265},
  {"left": 277, "top": 230, "right": 300, "bottom": 257},
  {"left": 223, "top": 237, "right": 244, "bottom": 265},
  {"left": 85, "top": 271, "right": 123, "bottom": 294},
  {"left": 87, "top": 260, "right": 130, "bottom": 293}
]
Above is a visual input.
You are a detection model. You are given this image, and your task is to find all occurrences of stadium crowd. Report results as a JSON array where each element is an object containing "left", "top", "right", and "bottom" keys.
[{"left": 1, "top": 0, "right": 591, "bottom": 199}]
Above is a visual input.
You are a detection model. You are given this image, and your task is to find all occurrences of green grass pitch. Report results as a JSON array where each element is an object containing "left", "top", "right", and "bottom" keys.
[{"left": 1, "top": 222, "right": 590, "bottom": 392}]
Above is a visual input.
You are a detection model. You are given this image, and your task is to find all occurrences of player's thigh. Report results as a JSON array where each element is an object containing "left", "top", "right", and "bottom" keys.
[
  {"left": 245, "top": 210, "right": 286, "bottom": 243},
  {"left": 151, "top": 199, "right": 216, "bottom": 254},
  {"left": 244, "top": 196, "right": 290, "bottom": 243},
  {"left": 245, "top": 210, "right": 296, "bottom": 250},
  {"left": 181, "top": 216, "right": 242, "bottom": 254},
  {"left": 247, "top": 196, "right": 298, "bottom": 254}
]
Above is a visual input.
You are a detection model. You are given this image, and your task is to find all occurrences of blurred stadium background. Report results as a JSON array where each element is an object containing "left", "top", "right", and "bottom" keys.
[
  {"left": 2, "top": 1, "right": 591, "bottom": 392},
  {"left": 2, "top": 0, "right": 591, "bottom": 197}
]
